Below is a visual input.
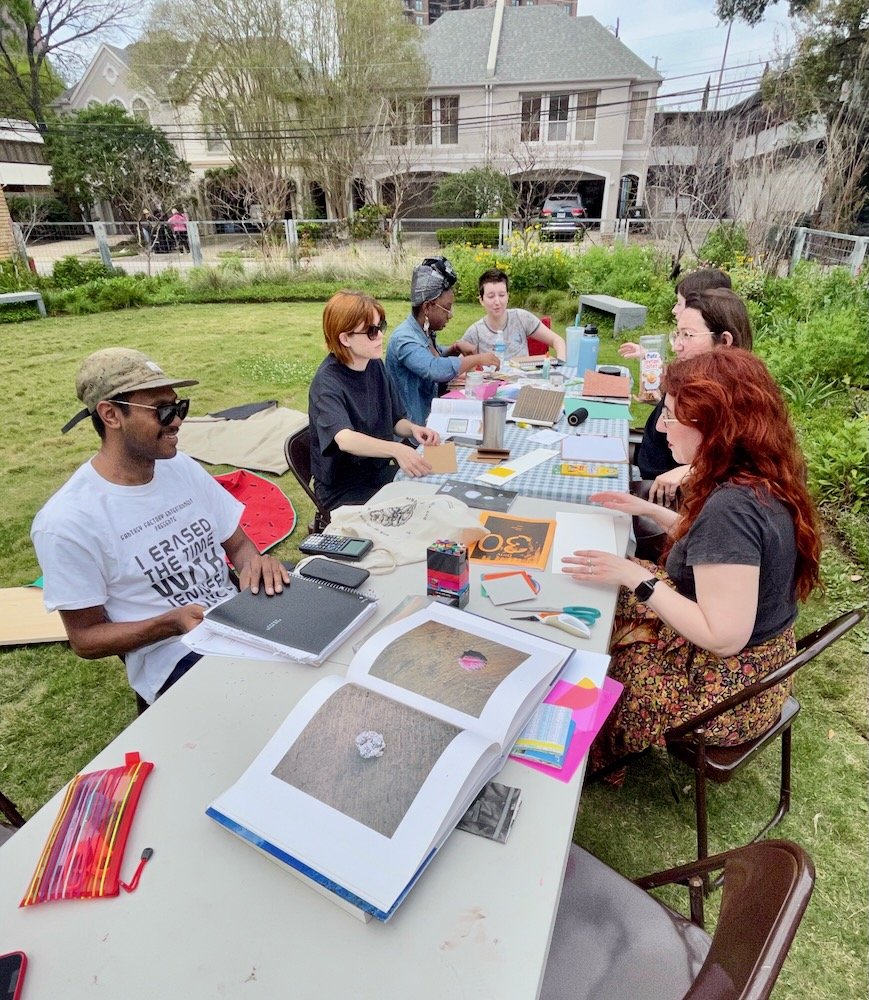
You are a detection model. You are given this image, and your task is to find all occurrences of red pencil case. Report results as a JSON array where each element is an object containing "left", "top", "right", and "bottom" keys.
[{"left": 20, "top": 751, "right": 154, "bottom": 906}]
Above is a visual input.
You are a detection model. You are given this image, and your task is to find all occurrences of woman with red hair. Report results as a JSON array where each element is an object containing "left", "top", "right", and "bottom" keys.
[{"left": 564, "top": 349, "right": 821, "bottom": 775}]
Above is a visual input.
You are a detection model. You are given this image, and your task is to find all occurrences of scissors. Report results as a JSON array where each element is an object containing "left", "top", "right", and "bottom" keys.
[{"left": 510, "top": 606, "right": 600, "bottom": 625}]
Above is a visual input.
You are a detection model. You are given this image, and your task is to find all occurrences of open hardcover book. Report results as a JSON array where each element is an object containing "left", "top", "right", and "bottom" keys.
[{"left": 206, "top": 602, "right": 570, "bottom": 922}]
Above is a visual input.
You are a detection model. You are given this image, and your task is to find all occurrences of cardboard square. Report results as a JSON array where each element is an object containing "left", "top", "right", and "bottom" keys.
[
  {"left": 582, "top": 370, "right": 631, "bottom": 399},
  {"left": 423, "top": 442, "right": 458, "bottom": 474}
]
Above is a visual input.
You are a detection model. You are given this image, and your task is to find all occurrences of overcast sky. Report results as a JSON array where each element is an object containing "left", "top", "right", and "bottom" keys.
[{"left": 579, "top": 0, "right": 797, "bottom": 109}]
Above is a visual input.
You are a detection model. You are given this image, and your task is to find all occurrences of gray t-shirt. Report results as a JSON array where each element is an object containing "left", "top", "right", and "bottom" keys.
[
  {"left": 462, "top": 308, "right": 541, "bottom": 362},
  {"left": 664, "top": 483, "right": 798, "bottom": 646}
]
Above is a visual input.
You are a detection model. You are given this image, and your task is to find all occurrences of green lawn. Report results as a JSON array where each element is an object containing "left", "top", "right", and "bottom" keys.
[{"left": 1, "top": 302, "right": 866, "bottom": 998}]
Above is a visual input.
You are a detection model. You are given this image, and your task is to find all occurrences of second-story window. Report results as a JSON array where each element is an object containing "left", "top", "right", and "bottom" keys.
[
  {"left": 415, "top": 99, "right": 433, "bottom": 145},
  {"left": 547, "top": 93, "right": 570, "bottom": 141},
  {"left": 627, "top": 90, "right": 649, "bottom": 141},
  {"left": 521, "top": 94, "right": 541, "bottom": 143},
  {"left": 575, "top": 90, "right": 598, "bottom": 141},
  {"left": 440, "top": 96, "right": 459, "bottom": 145}
]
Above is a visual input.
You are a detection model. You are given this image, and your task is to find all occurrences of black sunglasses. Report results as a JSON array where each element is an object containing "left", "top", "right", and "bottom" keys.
[
  {"left": 115, "top": 398, "right": 191, "bottom": 426},
  {"left": 347, "top": 318, "right": 387, "bottom": 341}
]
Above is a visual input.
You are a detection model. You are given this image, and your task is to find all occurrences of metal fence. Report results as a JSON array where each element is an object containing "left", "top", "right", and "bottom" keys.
[
  {"left": 11, "top": 217, "right": 866, "bottom": 280},
  {"left": 791, "top": 227, "right": 868, "bottom": 277}
]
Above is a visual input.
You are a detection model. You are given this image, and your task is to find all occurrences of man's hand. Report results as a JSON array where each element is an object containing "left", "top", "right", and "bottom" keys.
[
  {"left": 239, "top": 554, "right": 291, "bottom": 596},
  {"left": 478, "top": 352, "right": 500, "bottom": 368},
  {"left": 167, "top": 604, "right": 206, "bottom": 633}
]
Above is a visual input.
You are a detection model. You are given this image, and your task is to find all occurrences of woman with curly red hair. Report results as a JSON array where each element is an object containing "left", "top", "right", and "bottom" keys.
[{"left": 563, "top": 349, "right": 821, "bottom": 776}]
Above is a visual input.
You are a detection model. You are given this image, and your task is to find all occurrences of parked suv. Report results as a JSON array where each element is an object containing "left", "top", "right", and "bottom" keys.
[{"left": 539, "top": 194, "right": 587, "bottom": 240}]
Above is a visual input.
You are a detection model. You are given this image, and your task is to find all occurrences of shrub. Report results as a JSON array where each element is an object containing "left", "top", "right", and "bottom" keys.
[
  {"left": 758, "top": 306, "right": 869, "bottom": 390},
  {"left": 95, "top": 276, "right": 150, "bottom": 310},
  {"left": 297, "top": 222, "right": 324, "bottom": 242},
  {"left": 435, "top": 226, "right": 500, "bottom": 248},
  {"left": 349, "top": 204, "right": 388, "bottom": 240},
  {"left": 50, "top": 256, "right": 113, "bottom": 289},
  {"left": 698, "top": 223, "right": 749, "bottom": 269},
  {"left": 803, "top": 414, "right": 869, "bottom": 514}
]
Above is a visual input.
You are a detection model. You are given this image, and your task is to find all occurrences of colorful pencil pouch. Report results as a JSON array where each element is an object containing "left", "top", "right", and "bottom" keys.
[{"left": 20, "top": 751, "right": 153, "bottom": 906}]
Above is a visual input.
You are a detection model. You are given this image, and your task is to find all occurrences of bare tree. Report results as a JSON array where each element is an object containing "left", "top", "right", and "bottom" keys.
[
  {"left": 291, "top": 0, "right": 427, "bottom": 222},
  {"left": 370, "top": 97, "right": 435, "bottom": 259},
  {"left": 490, "top": 137, "right": 588, "bottom": 248},
  {"left": 0, "top": 0, "right": 137, "bottom": 129}
]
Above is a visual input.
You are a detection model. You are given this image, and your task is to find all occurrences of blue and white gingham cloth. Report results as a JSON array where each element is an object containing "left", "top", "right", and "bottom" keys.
[{"left": 398, "top": 418, "right": 630, "bottom": 503}]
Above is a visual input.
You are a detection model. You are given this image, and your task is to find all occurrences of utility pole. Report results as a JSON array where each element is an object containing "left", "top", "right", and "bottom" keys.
[{"left": 713, "top": 19, "right": 733, "bottom": 110}]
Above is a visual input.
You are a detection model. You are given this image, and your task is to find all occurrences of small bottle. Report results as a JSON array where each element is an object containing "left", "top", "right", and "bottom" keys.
[
  {"left": 577, "top": 326, "right": 600, "bottom": 378},
  {"left": 492, "top": 330, "right": 507, "bottom": 365},
  {"left": 540, "top": 356, "right": 551, "bottom": 381}
]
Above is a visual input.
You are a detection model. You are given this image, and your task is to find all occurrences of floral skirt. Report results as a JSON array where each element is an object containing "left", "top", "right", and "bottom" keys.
[{"left": 591, "top": 566, "right": 796, "bottom": 770}]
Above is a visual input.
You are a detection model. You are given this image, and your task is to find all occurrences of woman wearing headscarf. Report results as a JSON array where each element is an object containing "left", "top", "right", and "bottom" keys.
[{"left": 385, "top": 256, "right": 500, "bottom": 425}]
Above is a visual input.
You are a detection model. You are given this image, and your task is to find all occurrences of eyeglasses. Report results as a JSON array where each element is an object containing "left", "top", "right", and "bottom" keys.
[
  {"left": 430, "top": 301, "right": 453, "bottom": 318},
  {"left": 114, "top": 398, "right": 190, "bottom": 426},
  {"left": 346, "top": 319, "right": 387, "bottom": 341},
  {"left": 659, "top": 406, "right": 697, "bottom": 425},
  {"left": 669, "top": 330, "right": 713, "bottom": 346}
]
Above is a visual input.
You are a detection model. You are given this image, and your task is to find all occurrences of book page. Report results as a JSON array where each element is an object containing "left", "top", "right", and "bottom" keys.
[
  {"left": 426, "top": 398, "right": 484, "bottom": 440},
  {"left": 345, "top": 603, "right": 570, "bottom": 749},
  {"left": 207, "top": 675, "right": 500, "bottom": 916}
]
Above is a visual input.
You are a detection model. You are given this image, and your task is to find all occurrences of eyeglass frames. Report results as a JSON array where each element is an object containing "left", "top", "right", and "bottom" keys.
[
  {"left": 346, "top": 318, "right": 387, "bottom": 341},
  {"left": 669, "top": 329, "right": 714, "bottom": 346},
  {"left": 113, "top": 398, "right": 191, "bottom": 426},
  {"left": 430, "top": 300, "right": 453, "bottom": 318}
]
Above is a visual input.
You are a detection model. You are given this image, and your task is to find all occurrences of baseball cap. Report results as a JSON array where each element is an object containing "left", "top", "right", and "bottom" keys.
[
  {"left": 410, "top": 256, "right": 458, "bottom": 307},
  {"left": 61, "top": 347, "right": 198, "bottom": 433}
]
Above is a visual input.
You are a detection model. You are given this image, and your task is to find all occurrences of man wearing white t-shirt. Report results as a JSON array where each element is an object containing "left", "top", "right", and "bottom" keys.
[
  {"left": 31, "top": 348, "right": 289, "bottom": 705},
  {"left": 459, "top": 267, "right": 567, "bottom": 363}
]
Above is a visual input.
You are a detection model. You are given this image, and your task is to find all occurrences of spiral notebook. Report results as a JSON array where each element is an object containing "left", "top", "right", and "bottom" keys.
[{"left": 203, "top": 575, "right": 377, "bottom": 664}]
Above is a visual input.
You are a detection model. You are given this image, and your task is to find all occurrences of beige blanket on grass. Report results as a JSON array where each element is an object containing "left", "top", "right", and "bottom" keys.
[{"left": 178, "top": 407, "right": 307, "bottom": 475}]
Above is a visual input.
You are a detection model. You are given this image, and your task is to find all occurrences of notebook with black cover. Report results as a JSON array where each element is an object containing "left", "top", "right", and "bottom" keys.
[{"left": 204, "top": 575, "right": 377, "bottom": 664}]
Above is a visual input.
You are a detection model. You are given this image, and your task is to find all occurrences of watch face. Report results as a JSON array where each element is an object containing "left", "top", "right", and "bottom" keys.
[{"left": 635, "top": 578, "right": 657, "bottom": 601}]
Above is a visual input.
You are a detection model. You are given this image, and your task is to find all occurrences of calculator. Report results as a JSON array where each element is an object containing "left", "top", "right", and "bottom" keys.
[{"left": 297, "top": 534, "right": 373, "bottom": 561}]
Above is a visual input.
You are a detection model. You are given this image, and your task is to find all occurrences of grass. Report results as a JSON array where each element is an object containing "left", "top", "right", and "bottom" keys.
[{"left": 1, "top": 302, "right": 866, "bottom": 998}]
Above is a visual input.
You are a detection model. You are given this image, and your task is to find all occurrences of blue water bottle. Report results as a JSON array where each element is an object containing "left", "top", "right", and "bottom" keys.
[{"left": 577, "top": 326, "right": 600, "bottom": 378}]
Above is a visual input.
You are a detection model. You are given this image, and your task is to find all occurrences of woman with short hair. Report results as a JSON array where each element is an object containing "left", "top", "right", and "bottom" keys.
[
  {"left": 308, "top": 290, "right": 440, "bottom": 512},
  {"left": 564, "top": 349, "right": 821, "bottom": 778}
]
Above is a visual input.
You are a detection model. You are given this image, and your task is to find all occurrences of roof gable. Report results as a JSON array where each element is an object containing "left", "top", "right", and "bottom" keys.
[{"left": 424, "top": 9, "right": 661, "bottom": 87}]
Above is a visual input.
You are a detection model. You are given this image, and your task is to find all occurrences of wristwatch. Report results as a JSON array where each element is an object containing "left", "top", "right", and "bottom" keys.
[{"left": 633, "top": 578, "right": 659, "bottom": 602}]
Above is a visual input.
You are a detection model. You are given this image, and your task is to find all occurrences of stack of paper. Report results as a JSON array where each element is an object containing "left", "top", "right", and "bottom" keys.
[{"left": 511, "top": 704, "right": 574, "bottom": 768}]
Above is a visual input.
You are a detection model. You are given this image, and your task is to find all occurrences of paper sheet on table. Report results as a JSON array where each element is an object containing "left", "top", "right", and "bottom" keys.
[
  {"left": 561, "top": 435, "right": 628, "bottom": 464},
  {"left": 427, "top": 398, "right": 483, "bottom": 440},
  {"left": 559, "top": 648, "right": 611, "bottom": 689},
  {"left": 564, "top": 399, "right": 633, "bottom": 422},
  {"left": 551, "top": 511, "right": 619, "bottom": 567},
  {"left": 181, "top": 621, "right": 294, "bottom": 662},
  {"left": 528, "top": 428, "right": 566, "bottom": 446},
  {"left": 476, "top": 449, "right": 557, "bottom": 485}
]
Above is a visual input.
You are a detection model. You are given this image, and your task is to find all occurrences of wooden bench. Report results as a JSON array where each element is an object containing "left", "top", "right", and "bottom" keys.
[
  {"left": 579, "top": 293, "right": 646, "bottom": 334},
  {"left": 0, "top": 290, "right": 46, "bottom": 317}
]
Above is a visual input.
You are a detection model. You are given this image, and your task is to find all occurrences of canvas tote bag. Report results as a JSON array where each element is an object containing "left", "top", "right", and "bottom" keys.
[{"left": 328, "top": 495, "right": 489, "bottom": 572}]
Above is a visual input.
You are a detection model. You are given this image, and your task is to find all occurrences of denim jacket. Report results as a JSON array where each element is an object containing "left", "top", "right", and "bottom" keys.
[{"left": 384, "top": 313, "right": 461, "bottom": 425}]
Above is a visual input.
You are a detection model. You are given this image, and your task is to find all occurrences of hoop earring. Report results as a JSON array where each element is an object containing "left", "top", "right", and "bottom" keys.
[{"left": 423, "top": 314, "right": 430, "bottom": 334}]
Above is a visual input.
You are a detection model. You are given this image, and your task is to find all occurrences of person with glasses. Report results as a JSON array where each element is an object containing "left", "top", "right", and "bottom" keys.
[
  {"left": 459, "top": 268, "right": 567, "bottom": 363},
  {"left": 31, "top": 348, "right": 290, "bottom": 706},
  {"left": 309, "top": 290, "right": 441, "bottom": 512},
  {"left": 635, "top": 281, "right": 751, "bottom": 508},
  {"left": 385, "top": 256, "right": 501, "bottom": 425},
  {"left": 563, "top": 350, "right": 821, "bottom": 782}
]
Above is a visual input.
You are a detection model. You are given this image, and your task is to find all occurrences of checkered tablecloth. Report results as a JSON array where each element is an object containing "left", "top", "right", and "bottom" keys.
[{"left": 397, "top": 418, "right": 630, "bottom": 503}]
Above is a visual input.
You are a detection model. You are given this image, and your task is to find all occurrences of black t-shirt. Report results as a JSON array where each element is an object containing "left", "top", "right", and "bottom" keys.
[
  {"left": 636, "top": 399, "right": 679, "bottom": 480},
  {"left": 308, "top": 355, "right": 407, "bottom": 511},
  {"left": 664, "top": 483, "right": 798, "bottom": 646}
]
